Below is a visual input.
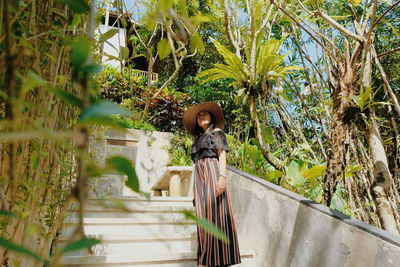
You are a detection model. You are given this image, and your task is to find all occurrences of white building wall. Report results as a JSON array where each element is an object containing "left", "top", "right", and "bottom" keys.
[{"left": 97, "top": 24, "right": 126, "bottom": 69}]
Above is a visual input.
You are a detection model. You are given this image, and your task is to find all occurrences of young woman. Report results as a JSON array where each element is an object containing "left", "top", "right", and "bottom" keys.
[{"left": 183, "top": 102, "right": 241, "bottom": 267}]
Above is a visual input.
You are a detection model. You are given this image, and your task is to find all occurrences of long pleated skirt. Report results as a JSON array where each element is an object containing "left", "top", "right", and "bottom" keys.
[{"left": 193, "top": 157, "right": 241, "bottom": 267}]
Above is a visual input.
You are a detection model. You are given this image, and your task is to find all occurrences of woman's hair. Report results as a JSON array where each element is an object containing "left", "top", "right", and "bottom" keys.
[{"left": 194, "top": 111, "right": 216, "bottom": 139}]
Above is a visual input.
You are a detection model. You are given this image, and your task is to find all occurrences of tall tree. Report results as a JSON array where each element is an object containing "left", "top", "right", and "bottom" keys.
[{"left": 269, "top": 0, "right": 400, "bottom": 233}]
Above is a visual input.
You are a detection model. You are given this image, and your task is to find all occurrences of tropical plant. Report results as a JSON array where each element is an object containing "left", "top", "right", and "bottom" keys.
[
  {"left": 109, "top": 0, "right": 211, "bottom": 121},
  {"left": 167, "top": 133, "right": 193, "bottom": 166},
  {"left": 198, "top": 38, "right": 299, "bottom": 89},
  {"left": 197, "top": 35, "right": 301, "bottom": 170}
]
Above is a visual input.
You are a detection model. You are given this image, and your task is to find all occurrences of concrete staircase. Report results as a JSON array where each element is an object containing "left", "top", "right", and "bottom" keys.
[{"left": 59, "top": 196, "right": 255, "bottom": 266}]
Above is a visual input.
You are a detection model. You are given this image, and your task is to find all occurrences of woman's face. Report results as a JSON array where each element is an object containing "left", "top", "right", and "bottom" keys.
[{"left": 196, "top": 111, "right": 211, "bottom": 129}]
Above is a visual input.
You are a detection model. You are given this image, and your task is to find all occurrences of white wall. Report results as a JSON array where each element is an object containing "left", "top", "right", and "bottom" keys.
[
  {"left": 97, "top": 24, "right": 126, "bottom": 69},
  {"left": 89, "top": 129, "right": 173, "bottom": 197}
]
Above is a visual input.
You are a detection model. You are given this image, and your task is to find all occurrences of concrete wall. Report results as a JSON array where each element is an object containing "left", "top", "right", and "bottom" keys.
[
  {"left": 89, "top": 129, "right": 173, "bottom": 197},
  {"left": 97, "top": 24, "right": 126, "bottom": 68},
  {"left": 227, "top": 166, "right": 400, "bottom": 267}
]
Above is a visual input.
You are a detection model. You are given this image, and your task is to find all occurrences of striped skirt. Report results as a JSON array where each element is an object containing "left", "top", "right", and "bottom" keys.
[{"left": 193, "top": 157, "right": 241, "bottom": 267}]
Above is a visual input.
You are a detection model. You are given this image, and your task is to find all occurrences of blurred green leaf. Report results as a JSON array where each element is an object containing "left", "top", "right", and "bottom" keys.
[
  {"left": 302, "top": 165, "right": 327, "bottom": 179},
  {"left": 23, "top": 71, "right": 47, "bottom": 92},
  {"left": 70, "top": 14, "right": 82, "bottom": 27},
  {"left": 0, "top": 211, "right": 19, "bottom": 219},
  {"left": 141, "top": 12, "right": 157, "bottom": 31},
  {"left": 345, "top": 164, "right": 362, "bottom": 178},
  {"left": 46, "top": 87, "right": 82, "bottom": 107},
  {"left": 262, "top": 126, "right": 274, "bottom": 144},
  {"left": 157, "top": 38, "right": 172, "bottom": 60},
  {"left": 86, "top": 162, "right": 104, "bottom": 177},
  {"left": 182, "top": 210, "right": 229, "bottom": 243},
  {"left": 0, "top": 237, "right": 43, "bottom": 263},
  {"left": 72, "top": 36, "right": 90, "bottom": 70},
  {"left": 99, "top": 29, "right": 119, "bottom": 42},
  {"left": 84, "top": 64, "right": 103, "bottom": 74},
  {"left": 78, "top": 101, "right": 132, "bottom": 123},
  {"left": 121, "top": 46, "right": 129, "bottom": 60},
  {"left": 58, "top": 0, "right": 90, "bottom": 14},
  {"left": 33, "top": 154, "right": 40, "bottom": 170},
  {"left": 177, "top": 0, "right": 189, "bottom": 17},
  {"left": 265, "top": 170, "right": 283, "bottom": 184},
  {"left": 189, "top": 33, "right": 205, "bottom": 55},
  {"left": 286, "top": 160, "right": 306, "bottom": 186},
  {"left": 106, "top": 156, "right": 140, "bottom": 192},
  {"left": 58, "top": 238, "right": 100, "bottom": 255},
  {"left": 330, "top": 186, "right": 349, "bottom": 214},
  {"left": 190, "top": 14, "right": 211, "bottom": 27},
  {"left": 120, "top": 18, "right": 127, "bottom": 28},
  {"left": 0, "top": 130, "right": 74, "bottom": 142},
  {"left": 158, "top": 0, "right": 174, "bottom": 13}
]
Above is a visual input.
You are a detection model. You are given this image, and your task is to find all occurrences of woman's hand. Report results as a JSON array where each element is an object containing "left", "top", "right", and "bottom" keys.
[
  {"left": 216, "top": 175, "right": 227, "bottom": 197},
  {"left": 216, "top": 148, "right": 227, "bottom": 197}
]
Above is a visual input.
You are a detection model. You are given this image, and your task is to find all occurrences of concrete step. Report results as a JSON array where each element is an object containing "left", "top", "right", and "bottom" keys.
[
  {"left": 61, "top": 250, "right": 255, "bottom": 266},
  {"left": 57, "top": 233, "right": 197, "bottom": 256},
  {"left": 65, "top": 205, "right": 194, "bottom": 219},
  {"left": 61, "top": 218, "right": 196, "bottom": 236},
  {"left": 70, "top": 197, "right": 194, "bottom": 210}
]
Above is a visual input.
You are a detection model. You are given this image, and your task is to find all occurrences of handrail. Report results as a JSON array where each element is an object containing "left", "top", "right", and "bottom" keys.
[
  {"left": 226, "top": 164, "right": 400, "bottom": 266},
  {"left": 227, "top": 164, "right": 400, "bottom": 246},
  {"left": 130, "top": 69, "right": 158, "bottom": 82}
]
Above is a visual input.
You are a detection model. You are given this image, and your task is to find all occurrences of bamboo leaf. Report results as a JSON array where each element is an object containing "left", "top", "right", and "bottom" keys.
[
  {"left": 72, "top": 36, "right": 90, "bottom": 70},
  {"left": 47, "top": 87, "right": 82, "bottom": 107},
  {"left": 157, "top": 38, "right": 172, "bottom": 60},
  {"left": 70, "top": 14, "right": 82, "bottom": 28},
  {"left": 182, "top": 210, "right": 229, "bottom": 243},
  {"left": 59, "top": 238, "right": 101, "bottom": 255},
  {"left": 0, "top": 237, "right": 43, "bottom": 263},
  {"left": 84, "top": 63, "right": 103, "bottom": 74},
  {"left": 99, "top": 29, "right": 119, "bottom": 42},
  {"left": 106, "top": 156, "right": 140, "bottom": 192},
  {"left": 0, "top": 130, "right": 74, "bottom": 142},
  {"left": 0, "top": 211, "right": 20, "bottom": 219},
  {"left": 23, "top": 71, "right": 47, "bottom": 92},
  {"left": 58, "top": 0, "right": 90, "bottom": 14},
  {"left": 78, "top": 101, "right": 132, "bottom": 123}
]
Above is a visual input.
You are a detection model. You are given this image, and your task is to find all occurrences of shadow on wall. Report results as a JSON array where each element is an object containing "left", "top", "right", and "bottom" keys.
[
  {"left": 227, "top": 165, "right": 400, "bottom": 267},
  {"left": 284, "top": 200, "right": 348, "bottom": 267}
]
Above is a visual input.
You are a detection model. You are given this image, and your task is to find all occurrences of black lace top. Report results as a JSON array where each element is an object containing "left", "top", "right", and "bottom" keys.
[{"left": 191, "top": 130, "right": 230, "bottom": 163}]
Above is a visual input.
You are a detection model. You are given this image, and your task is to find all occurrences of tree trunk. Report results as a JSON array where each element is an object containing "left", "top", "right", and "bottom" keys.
[
  {"left": 323, "top": 59, "right": 356, "bottom": 206},
  {"left": 247, "top": 94, "right": 283, "bottom": 171},
  {"left": 367, "top": 116, "right": 400, "bottom": 234},
  {"left": 141, "top": 54, "right": 155, "bottom": 121}
]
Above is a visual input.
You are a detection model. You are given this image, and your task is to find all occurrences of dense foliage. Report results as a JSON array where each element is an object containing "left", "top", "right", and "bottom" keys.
[{"left": 1, "top": 0, "right": 399, "bottom": 264}]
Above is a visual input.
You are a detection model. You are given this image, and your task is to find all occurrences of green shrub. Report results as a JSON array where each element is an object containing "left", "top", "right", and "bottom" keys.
[
  {"left": 167, "top": 133, "right": 193, "bottom": 166},
  {"left": 98, "top": 66, "right": 191, "bottom": 132},
  {"left": 110, "top": 114, "right": 157, "bottom": 131},
  {"left": 98, "top": 65, "right": 145, "bottom": 104}
]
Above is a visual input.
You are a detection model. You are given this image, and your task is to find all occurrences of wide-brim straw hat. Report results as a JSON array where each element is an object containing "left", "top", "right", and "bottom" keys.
[{"left": 183, "top": 102, "right": 224, "bottom": 136}]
